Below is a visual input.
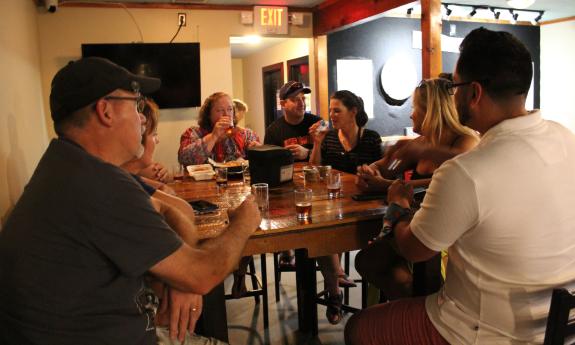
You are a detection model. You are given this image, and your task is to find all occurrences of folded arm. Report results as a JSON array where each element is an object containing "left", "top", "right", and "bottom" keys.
[{"left": 149, "top": 195, "right": 261, "bottom": 295}]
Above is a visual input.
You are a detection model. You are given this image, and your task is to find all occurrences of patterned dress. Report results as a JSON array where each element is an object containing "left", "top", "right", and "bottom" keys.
[{"left": 178, "top": 126, "right": 260, "bottom": 165}]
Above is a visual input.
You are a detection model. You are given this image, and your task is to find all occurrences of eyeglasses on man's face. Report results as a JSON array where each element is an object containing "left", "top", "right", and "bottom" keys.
[
  {"left": 446, "top": 79, "right": 490, "bottom": 95},
  {"left": 445, "top": 81, "right": 475, "bottom": 95},
  {"left": 104, "top": 95, "right": 146, "bottom": 113}
]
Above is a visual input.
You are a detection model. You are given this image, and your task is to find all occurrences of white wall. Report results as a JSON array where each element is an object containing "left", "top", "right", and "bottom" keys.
[
  {"left": 241, "top": 38, "right": 315, "bottom": 138},
  {"left": 36, "top": 7, "right": 313, "bottom": 169},
  {"left": 231, "top": 58, "right": 246, "bottom": 127},
  {"left": 0, "top": 1, "right": 49, "bottom": 226},
  {"left": 540, "top": 20, "right": 575, "bottom": 132}
]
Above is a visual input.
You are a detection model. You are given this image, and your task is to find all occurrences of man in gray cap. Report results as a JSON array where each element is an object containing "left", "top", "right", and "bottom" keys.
[{"left": 0, "top": 57, "right": 260, "bottom": 345}]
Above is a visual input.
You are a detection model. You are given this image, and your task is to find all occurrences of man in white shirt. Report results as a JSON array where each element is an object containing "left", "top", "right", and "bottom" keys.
[{"left": 345, "top": 27, "right": 575, "bottom": 345}]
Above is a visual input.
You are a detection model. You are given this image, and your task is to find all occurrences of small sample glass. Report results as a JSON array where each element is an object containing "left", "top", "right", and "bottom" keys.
[
  {"left": 226, "top": 116, "right": 235, "bottom": 137},
  {"left": 326, "top": 171, "right": 341, "bottom": 199},
  {"left": 215, "top": 167, "right": 228, "bottom": 191},
  {"left": 303, "top": 165, "right": 319, "bottom": 185},
  {"left": 242, "top": 162, "right": 251, "bottom": 185},
  {"left": 251, "top": 183, "right": 269, "bottom": 215},
  {"left": 294, "top": 188, "right": 313, "bottom": 220},
  {"left": 172, "top": 164, "right": 185, "bottom": 183},
  {"left": 317, "top": 165, "right": 332, "bottom": 180}
]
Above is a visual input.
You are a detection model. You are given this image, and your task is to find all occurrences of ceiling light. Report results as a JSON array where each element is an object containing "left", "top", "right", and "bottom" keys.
[
  {"left": 490, "top": 7, "right": 501, "bottom": 19},
  {"left": 468, "top": 7, "right": 477, "bottom": 17},
  {"left": 508, "top": 9, "right": 518, "bottom": 24},
  {"left": 407, "top": 8, "right": 413, "bottom": 15},
  {"left": 444, "top": 4, "right": 452, "bottom": 17},
  {"left": 507, "top": 0, "right": 536, "bottom": 9},
  {"left": 533, "top": 11, "right": 543, "bottom": 23}
]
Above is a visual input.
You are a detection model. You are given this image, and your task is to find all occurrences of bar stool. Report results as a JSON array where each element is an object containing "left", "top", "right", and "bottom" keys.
[
  {"left": 224, "top": 254, "right": 269, "bottom": 328},
  {"left": 544, "top": 288, "right": 575, "bottom": 345}
]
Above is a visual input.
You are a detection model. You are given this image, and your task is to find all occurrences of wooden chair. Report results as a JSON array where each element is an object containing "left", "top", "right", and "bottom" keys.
[
  {"left": 273, "top": 251, "right": 298, "bottom": 302},
  {"left": 224, "top": 254, "right": 269, "bottom": 328},
  {"left": 544, "top": 288, "right": 575, "bottom": 345}
]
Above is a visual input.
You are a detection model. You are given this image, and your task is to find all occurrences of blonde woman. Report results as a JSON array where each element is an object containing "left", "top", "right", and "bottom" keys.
[
  {"left": 233, "top": 98, "right": 248, "bottom": 123},
  {"left": 357, "top": 78, "right": 479, "bottom": 192},
  {"left": 355, "top": 78, "right": 479, "bottom": 299}
]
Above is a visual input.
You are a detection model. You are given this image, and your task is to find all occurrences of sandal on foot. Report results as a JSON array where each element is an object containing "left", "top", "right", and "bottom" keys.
[
  {"left": 338, "top": 274, "right": 357, "bottom": 288},
  {"left": 325, "top": 291, "right": 343, "bottom": 325}
]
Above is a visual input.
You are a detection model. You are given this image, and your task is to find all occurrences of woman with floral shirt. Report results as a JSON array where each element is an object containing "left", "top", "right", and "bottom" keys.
[{"left": 178, "top": 92, "right": 261, "bottom": 165}]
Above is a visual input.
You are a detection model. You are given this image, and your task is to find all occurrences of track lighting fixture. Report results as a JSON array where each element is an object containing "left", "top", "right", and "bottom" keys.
[
  {"left": 443, "top": 2, "right": 544, "bottom": 25},
  {"left": 490, "top": 7, "right": 501, "bottom": 19},
  {"left": 407, "top": 7, "right": 413, "bottom": 15},
  {"left": 444, "top": 4, "right": 452, "bottom": 17},
  {"left": 533, "top": 11, "right": 543, "bottom": 23}
]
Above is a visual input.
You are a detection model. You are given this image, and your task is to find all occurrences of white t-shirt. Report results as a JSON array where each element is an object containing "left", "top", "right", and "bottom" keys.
[{"left": 411, "top": 111, "right": 575, "bottom": 344}]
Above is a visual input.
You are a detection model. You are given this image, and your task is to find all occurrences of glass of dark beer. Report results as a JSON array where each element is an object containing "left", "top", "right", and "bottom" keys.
[{"left": 294, "top": 188, "right": 312, "bottom": 220}]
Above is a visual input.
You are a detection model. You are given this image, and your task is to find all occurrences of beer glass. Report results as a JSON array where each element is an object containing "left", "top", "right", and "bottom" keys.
[{"left": 294, "top": 188, "right": 312, "bottom": 220}]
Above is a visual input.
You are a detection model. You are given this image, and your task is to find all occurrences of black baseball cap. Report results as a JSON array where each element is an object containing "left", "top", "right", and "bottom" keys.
[
  {"left": 50, "top": 57, "right": 161, "bottom": 123},
  {"left": 279, "top": 81, "right": 311, "bottom": 100}
]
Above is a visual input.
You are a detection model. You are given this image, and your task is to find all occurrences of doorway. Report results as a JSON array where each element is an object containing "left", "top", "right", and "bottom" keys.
[
  {"left": 287, "top": 56, "right": 310, "bottom": 85},
  {"left": 262, "top": 62, "right": 284, "bottom": 129},
  {"left": 287, "top": 56, "right": 311, "bottom": 113}
]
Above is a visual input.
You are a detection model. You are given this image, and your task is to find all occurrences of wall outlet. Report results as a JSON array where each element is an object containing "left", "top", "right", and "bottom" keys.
[{"left": 178, "top": 13, "right": 187, "bottom": 27}]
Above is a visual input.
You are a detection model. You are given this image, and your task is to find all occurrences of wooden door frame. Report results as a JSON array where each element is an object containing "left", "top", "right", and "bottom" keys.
[
  {"left": 262, "top": 62, "right": 285, "bottom": 128},
  {"left": 286, "top": 56, "right": 309, "bottom": 82}
]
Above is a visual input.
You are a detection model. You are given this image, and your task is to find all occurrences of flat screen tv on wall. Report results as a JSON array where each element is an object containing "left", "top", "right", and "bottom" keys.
[{"left": 82, "top": 43, "right": 201, "bottom": 108}]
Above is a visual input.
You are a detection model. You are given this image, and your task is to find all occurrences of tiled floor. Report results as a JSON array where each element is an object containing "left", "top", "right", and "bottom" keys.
[{"left": 223, "top": 252, "right": 363, "bottom": 345}]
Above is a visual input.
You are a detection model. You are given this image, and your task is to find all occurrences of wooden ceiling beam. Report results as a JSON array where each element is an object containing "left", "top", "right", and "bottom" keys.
[
  {"left": 421, "top": 0, "right": 442, "bottom": 78},
  {"left": 58, "top": 2, "right": 312, "bottom": 12},
  {"left": 313, "top": 0, "right": 414, "bottom": 36}
]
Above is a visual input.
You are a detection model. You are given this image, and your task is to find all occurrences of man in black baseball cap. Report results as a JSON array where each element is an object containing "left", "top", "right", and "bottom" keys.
[
  {"left": 0, "top": 57, "right": 260, "bottom": 344},
  {"left": 278, "top": 80, "right": 311, "bottom": 101},
  {"left": 264, "top": 80, "right": 320, "bottom": 162}
]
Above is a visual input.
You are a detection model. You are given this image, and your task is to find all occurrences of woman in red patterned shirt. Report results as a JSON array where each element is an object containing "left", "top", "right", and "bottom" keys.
[{"left": 178, "top": 92, "right": 261, "bottom": 166}]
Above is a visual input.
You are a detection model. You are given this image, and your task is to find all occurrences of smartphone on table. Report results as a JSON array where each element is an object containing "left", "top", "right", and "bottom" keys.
[{"left": 189, "top": 200, "right": 219, "bottom": 214}]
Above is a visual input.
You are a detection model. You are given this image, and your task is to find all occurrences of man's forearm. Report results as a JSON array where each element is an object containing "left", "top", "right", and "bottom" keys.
[
  {"left": 195, "top": 216, "right": 254, "bottom": 273},
  {"left": 156, "top": 198, "right": 198, "bottom": 246}
]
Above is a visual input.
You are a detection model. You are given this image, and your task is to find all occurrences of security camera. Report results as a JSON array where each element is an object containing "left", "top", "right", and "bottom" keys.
[{"left": 45, "top": 0, "right": 58, "bottom": 13}]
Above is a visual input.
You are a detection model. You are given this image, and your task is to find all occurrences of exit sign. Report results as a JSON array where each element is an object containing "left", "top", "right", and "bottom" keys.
[{"left": 254, "top": 6, "right": 288, "bottom": 35}]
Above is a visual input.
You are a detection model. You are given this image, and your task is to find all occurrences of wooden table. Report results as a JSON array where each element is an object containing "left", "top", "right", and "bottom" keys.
[{"left": 170, "top": 164, "right": 385, "bottom": 340}]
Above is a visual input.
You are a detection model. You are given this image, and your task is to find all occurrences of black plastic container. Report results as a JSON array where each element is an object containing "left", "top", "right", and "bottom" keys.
[{"left": 247, "top": 145, "right": 293, "bottom": 187}]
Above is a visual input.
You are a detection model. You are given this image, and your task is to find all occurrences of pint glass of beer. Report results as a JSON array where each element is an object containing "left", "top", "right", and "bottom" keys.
[{"left": 294, "top": 188, "right": 312, "bottom": 220}]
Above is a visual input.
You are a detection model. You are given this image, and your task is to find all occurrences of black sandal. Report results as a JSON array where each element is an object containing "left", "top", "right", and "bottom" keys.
[
  {"left": 325, "top": 290, "right": 343, "bottom": 325},
  {"left": 338, "top": 274, "right": 357, "bottom": 288}
]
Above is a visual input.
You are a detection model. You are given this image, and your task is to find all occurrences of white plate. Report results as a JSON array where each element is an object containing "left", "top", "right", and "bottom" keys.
[
  {"left": 187, "top": 164, "right": 213, "bottom": 174},
  {"left": 190, "top": 171, "right": 215, "bottom": 181}
]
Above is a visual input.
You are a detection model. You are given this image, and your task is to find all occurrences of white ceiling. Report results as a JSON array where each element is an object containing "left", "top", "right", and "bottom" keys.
[{"left": 64, "top": 0, "right": 575, "bottom": 57}]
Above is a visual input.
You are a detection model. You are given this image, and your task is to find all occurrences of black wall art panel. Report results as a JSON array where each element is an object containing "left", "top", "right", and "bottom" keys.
[{"left": 327, "top": 17, "right": 540, "bottom": 136}]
